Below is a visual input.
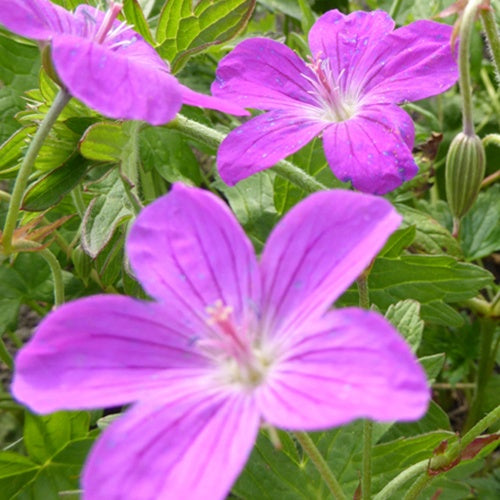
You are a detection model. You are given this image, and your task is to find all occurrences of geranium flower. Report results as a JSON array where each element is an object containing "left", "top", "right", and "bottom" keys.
[
  {"left": 0, "top": 0, "right": 246, "bottom": 124},
  {"left": 212, "top": 9, "right": 458, "bottom": 194},
  {"left": 12, "top": 184, "right": 429, "bottom": 499}
]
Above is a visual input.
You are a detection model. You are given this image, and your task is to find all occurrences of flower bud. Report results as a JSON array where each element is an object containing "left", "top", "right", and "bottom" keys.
[
  {"left": 72, "top": 246, "right": 92, "bottom": 285},
  {"left": 445, "top": 132, "right": 485, "bottom": 219}
]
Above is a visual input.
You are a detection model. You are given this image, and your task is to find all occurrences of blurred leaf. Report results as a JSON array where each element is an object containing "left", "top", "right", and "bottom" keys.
[
  {"left": 460, "top": 184, "right": 500, "bottom": 260},
  {"left": 385, "top": 299, "right": 424, "bottom": 353},
  {"left": 123, "top": 0, "right": 154, "bottom": 44},
  {"left": 79, "top": 122, "right": 128, "bottom": 163},
  {"left": 157, "top": 0, "right": 256, "bottom": 73},
  {"left": 0, "top": 452, "right": 38, "bottom": 499},
  {"left": 22, "top": 154, "right": 89, "bottom": 211},
  {"left": 257, "top": 0, "right": 302, "bottom": 18}
]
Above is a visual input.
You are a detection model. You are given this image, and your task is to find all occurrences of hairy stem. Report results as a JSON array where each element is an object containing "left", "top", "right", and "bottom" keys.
[
  {"left": 294, "top": 432, "right": 347, "bottom": 500},
  {"left": 169, "top": 114, "right": 327, "bottom": 193},
  {"left": 480, "top": 7, "right": 500, "bottom": 81},
  {"left": 2, "top": 89, "right": 71, "bottom": 254}
]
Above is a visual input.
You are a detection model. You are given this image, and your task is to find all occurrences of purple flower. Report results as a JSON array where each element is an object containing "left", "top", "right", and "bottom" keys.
[
  {"left": 12, "top": 184, "right": 429, "bottom": 499},
  {"left": 0, "top": 0, "right": 246, "bottom": 125},
  {"left": 212, "top": 9, "right": 458, "bottom": 194}
]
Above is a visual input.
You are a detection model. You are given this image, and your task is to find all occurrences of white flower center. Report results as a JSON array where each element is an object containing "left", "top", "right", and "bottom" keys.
[
  {"left": 303, "top": 55, "right": 359, "bottom": 123},
  {"left": 200, "top": 300, "right": 274, "bottom": 389}
]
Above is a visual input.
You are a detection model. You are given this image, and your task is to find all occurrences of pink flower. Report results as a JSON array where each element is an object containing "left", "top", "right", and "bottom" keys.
[
  {"left": 212, "top": 9, "right": 458, "bottom": 194},
  {"left": 0, "top": 0, "right": 246, "bottom": 124},
  {"left": 12, "top": 184, "right": 429, "bottom": 499}
]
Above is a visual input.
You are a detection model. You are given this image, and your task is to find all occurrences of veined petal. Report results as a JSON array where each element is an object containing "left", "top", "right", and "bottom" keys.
[
  {"left": 11, "top": 295, "right": 211, "bottom": 414},
  {"left": 179, "top": 84, "right": 249, "bottom": 116},
  {"left": 362, "top": 20, "right": 457, "bottom": 103},
  {"left": 308, "top": 9, "right": 395, "bottom": 95},
  {"left": 217, "top": 109, "right": 327, "bottom": 185},
  {"left": 212, "top": 37, "right": 318, "bottom": 110},
  {"left": 323, "top": 104, "right": 417, "bottom": 194},
  {"left": 259, "top": 190, "right": 401, "bottom": 335},
  {"left": 83, "top": 392, "right": 260, "bottom": 500},
  {"left": 0, "top": 0, "right": 76, "bottom": 40},
  {"left": 127, "top": 184, "right": 260, "bottom": 328},
  {"left": 51, "top": 34, "right": 182, "bottom": 125},
  {"left": 258, "top": 308, "right": 429, "bottom": 429}
]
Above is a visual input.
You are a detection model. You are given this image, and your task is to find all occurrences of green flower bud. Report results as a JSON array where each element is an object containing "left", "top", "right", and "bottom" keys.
[
  {"left": 72, "top": 246, "right": 92, "bottom": 285},
  {"left": 445, "top": 132, "right": 485, "bottom": 219}
]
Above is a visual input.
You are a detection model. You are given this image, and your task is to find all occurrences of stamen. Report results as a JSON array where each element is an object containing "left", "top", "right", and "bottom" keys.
[{"left": 94, "top": 1, "right": 123, "bottom": 44}]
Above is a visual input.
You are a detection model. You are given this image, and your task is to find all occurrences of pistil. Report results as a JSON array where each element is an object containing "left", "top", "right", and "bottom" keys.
[{"left": 94, "top": 1, "right": 123, "bottom": 44}]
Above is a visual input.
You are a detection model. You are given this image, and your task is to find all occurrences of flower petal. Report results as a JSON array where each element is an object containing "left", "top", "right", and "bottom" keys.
[
  {"left": 127, "top": 184, "right": 260, "bottom": 327},
  {"left": 0, "top": 0, "right": 76, "bottom": 40},
  {"left": 308, "top": 10, "right": 395, "bottom": 95},
  {"left": 178, "top": 84, "right": 249, "bottom": 116},
  {"left": 217, "top": 109, "right": 327, "bottom": 185},
  {"left": 362, "top": 20, "right": 458, "bottom": 103},
  {"left": 212, "top": 37, "right": 318, "bottom": 109},
  {"left": 258, "top": 308, "right": 429, "bottom": 429},
  {"left": 12, "top": 295, "right": 211, "bottom": 413},
  {"left": 259, "top": 190, "right": 401, "bottom": 334},
  {"left": 83, "top": 392, "right": 260, "bottom": 500},
  {"left": 323, "top": 104, "right": 417, "bottom": 194},
  {"left": 51, "top": 34, "right": 182, "bottom": 124}
]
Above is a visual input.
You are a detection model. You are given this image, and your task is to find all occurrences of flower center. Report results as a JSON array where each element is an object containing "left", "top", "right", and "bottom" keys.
[
  {"left": 93, "top": 1, "right": 123, "bottom": 44},
  {"left": 304, "top": 55, "right": 358, "bottom": 123},
  {"left": 201, "top": 300, "right": 273, "bottom": 389}
]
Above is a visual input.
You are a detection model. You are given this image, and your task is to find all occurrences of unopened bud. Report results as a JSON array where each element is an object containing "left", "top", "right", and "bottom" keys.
[
  {"left": 445, "top": 132, "right": 485, "bottom": 219},
  {"left": 72, "top": 246, "right": 92, "bottom": 285}
]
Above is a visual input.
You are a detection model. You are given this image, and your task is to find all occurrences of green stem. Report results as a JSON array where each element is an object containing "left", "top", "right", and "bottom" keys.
[
  {"left": 480, "top": 8, "right": 500, "bottom": 81},
  {"left": 356, "top": 273, "right": 372, "bottom": 499},
  {"left": 373, "top": 459, "right": 429, "bottom": 500},
  {"left": 0, "top": 190, "right": 11, "bottom": 202},
  {"left": 2, "top": 89, "right": 71, "bottom": 254},
  {"left": 389, "top": 0, "right": 404, "bottom": 19},
  {"left": 459, "top": 0, "right": 484, "bottom": 136},
  {"left": 362, "top": 420, "right": 373, "bottom": 500},
  {"left": 169, "top": 114, "right": 327, "bottom": 193},
  {"left": 0, "top": 335, "right": 13, "bottom": 370},
  {"left": 403, "top": 472, "right": 432, "bottom": 500},
  {"left": 461, "top": 404, "right": 500, "bottom": 449},
  {"left": 39, "top": 248, "right": 65, "bottom": 306},
  {"left": 293, "top": 432, "right": 347, "bottom": 500},
  {"left": 464, "top": 317, "right": 497, "bottom": 430},
  {"left": 71, "top": 187, "right": 86, "bottom": 219}
]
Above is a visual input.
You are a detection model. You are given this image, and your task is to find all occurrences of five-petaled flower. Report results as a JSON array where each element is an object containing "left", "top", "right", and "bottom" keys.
[
  {"left": 212, "top": 9, "right": 458, "bottom": 194},
  {"left": 13, "top": 184, "right": 430, "bottom": 499},
  {"left": 0, "top": 0, "right": 246, "bottom": 124}
]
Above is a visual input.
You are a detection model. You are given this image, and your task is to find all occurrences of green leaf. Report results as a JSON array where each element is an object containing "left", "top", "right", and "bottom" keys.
[
  {"left": 379, "top": 226, "right": 416, "bottom": 258},
  {"left": 156, "top": 0, "right": 256, "bottom": 73},
  {"left": 273, "top": 138, "right": 344, "bottom": 215},
  {"left": 0, "top": 126, "right": 35, "bottom": 177},
  {"left": 82, "top": 171, "right": 134, "bottom": 258},
  {"left": 123, "top": 0, "right": 154, "bottom": 45},
  {"left": 338, "top": 255, "right": 493, "bottom": 324},
  {"left": 0, "top": 452, "right": 38, "bottom": 499},
  {"left": 22, "top": 154, "right": 89, "bottom": 211},
  {"left": 79, "top": 122, "right": 129, "bottom": 163},
  {"left": 24, "top": 411, "right": 90, "bottom": 464},
  {"left": 385, "top": 299, "right": 424, "bottom": 353},
  {"left": 0, "top": 35, "right": 40, "bottom": 144},
  {"left": 460, "top": 184, "right": 500, "bottom": 260},
  {"left": 419, "top": 353, "right": 445, "bottom": 383},
  {"left": 139, "top": 126, "right": 201, "bottom": 185},
  {"left": 396, "top": 204, "right": 462, "bottom": 258},
  {"left": 214, "top": 171, "right": 278, "bottom": 252}
]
